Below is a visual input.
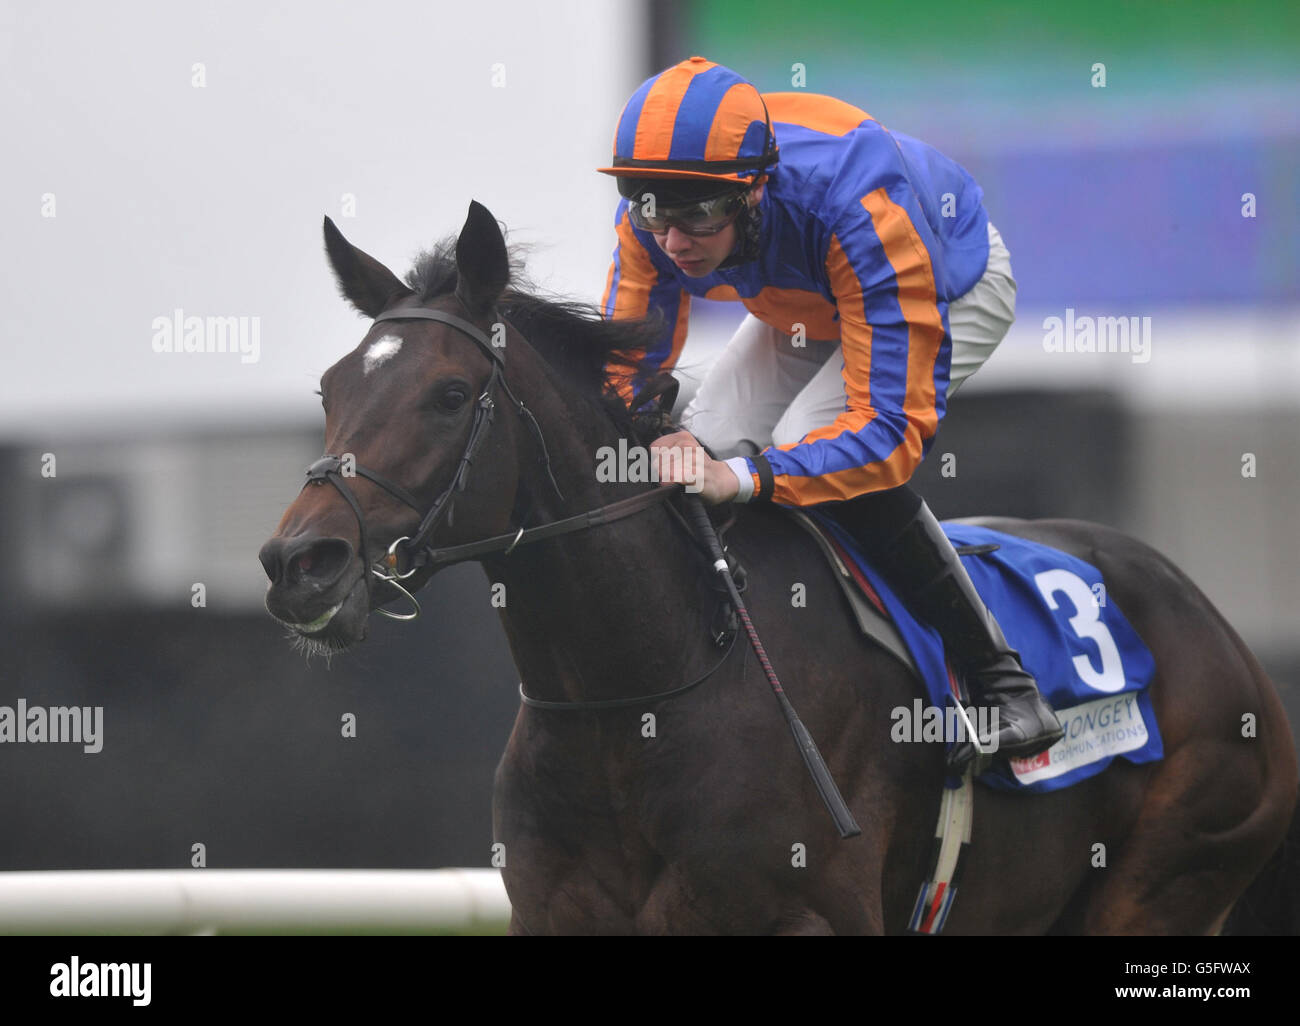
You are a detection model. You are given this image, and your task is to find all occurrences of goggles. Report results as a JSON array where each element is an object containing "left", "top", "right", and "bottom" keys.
[{"left": 627, "top": 189, "right": 749, "bottom": 236}]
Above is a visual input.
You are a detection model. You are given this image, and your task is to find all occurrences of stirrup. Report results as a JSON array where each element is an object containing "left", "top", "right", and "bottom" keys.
[{"left": 946, "top": 740, "right": 994, "bottom": 776}]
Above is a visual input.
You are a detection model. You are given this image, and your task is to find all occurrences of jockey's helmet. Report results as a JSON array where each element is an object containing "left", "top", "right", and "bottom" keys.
[
  {"left": 599, "top": 57, "right": 774, "bottom": 267},
  {"left": 596, "top": 56, "right": 778, "bottom": 191}
]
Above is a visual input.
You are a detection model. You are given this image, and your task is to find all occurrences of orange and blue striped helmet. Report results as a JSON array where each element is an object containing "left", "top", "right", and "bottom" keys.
[{"left": 597, "top": 57, "right": 778, "bottom": 193}]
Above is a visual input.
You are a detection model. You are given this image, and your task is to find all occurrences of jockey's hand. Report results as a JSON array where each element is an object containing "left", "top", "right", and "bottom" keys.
[{"left": 649, "top": 430, "right": 739, "bottom": 505}]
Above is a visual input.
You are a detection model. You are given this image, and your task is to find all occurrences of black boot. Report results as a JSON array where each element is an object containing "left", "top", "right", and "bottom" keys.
[{"left": 826, "top": 492, "right": 1064, "bottom": 769}]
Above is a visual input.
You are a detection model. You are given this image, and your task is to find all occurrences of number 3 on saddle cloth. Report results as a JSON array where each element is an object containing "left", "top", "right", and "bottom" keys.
[{"left": 806, "top": 513, "right": 1163, "bottom": 794}]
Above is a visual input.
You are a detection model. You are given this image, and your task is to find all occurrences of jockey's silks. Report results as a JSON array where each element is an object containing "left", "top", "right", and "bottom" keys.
[{"left": 601, "top": 92, "right": 991, "bottom": 506}]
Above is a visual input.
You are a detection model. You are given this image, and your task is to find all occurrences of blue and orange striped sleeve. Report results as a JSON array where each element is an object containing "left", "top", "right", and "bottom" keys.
[
  {"left": 751, "top": 188, "right": 952, "bottom": 505},
  {"left": 600, "top": 199, "right": 690, "bottom": 404}
]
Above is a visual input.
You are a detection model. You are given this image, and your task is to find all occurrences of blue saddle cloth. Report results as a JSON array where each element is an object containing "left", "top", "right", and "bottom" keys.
[{"left": 807, "top": 514, "right": 1162, "bottom": 794}]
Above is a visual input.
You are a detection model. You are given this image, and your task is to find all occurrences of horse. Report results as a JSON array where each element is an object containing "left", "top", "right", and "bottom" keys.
[{"left": 258, "top": 201, "right": 1298, "bottom": 935}]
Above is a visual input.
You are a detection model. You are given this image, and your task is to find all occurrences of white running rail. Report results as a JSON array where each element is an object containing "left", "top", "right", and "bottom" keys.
[{"left": 0, "top": 869, "right": 511, "bottom": 934}]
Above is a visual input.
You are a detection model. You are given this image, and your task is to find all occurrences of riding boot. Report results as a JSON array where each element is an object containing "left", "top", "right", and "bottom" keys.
[{"left": 824, "top": 491, "right": 1064, "bottom": 769}]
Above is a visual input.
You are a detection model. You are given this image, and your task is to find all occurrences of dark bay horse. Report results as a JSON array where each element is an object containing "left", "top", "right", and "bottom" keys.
[{"left": 259, "top": 201, "right": 1298, "bottom": 934}]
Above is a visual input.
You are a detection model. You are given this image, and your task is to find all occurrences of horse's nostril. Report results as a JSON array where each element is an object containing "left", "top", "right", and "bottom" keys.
[
  {"left": 259, "top": 538, "right": 286, "bottom": 584},
  {"left": 287, "top": 537, "right": 352, "bottom": 587},
  {"left": 261, "top": 536, "right": 353, "bottom": 589}
]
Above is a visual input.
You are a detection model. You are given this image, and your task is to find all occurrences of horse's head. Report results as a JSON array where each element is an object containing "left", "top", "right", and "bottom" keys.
[{"left": 259, "top": 202, "right": 526, "bottom": 653}]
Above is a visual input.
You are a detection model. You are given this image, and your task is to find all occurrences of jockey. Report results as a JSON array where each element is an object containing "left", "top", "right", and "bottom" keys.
[{"left": 597, "top": 56, "right": 1063, "bottom": 766}]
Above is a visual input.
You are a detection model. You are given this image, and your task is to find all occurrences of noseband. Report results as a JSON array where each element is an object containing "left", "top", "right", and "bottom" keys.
[{"left": 299, "top": 301, "right": 674, "bottom": 620}]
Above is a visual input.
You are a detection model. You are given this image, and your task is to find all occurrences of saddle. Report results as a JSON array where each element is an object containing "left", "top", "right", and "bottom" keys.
[{"left": 787, "top": 510, "right": 920, "bottom": 676}]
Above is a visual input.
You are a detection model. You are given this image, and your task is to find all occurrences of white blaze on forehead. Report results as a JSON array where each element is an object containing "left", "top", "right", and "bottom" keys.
[{"left": 363, "top": 334, "right": 404, "bottom": 374}]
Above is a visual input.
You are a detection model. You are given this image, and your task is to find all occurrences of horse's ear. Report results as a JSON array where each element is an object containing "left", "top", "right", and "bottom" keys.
[
  {"left": 454, "top": 201, "right": 509, "bottom": 317},
  {"left": 322, "top": 216, "right": 412, "bottom": 318}
]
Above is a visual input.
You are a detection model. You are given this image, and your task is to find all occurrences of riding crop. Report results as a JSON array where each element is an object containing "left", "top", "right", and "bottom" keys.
[{"left": 684, "top": 494, "right": 861, "bottom": 839}]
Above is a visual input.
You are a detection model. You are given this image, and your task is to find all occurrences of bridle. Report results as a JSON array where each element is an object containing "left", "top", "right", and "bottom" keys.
[
  {"left": 293, "top": 295, "right": 858, "bottom": 835},
  {"left": 299, "top": 298, "right": 676, "bottom": 620}
]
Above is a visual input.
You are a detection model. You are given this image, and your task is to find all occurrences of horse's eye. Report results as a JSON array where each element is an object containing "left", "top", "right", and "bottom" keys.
[{"left": 439, "top": 387, "right": 468, "bottom": 412}]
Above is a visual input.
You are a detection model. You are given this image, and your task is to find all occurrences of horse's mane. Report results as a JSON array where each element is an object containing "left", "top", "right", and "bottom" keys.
[{"left": 405, "top": 239, "right": 672, "bottom": 439}]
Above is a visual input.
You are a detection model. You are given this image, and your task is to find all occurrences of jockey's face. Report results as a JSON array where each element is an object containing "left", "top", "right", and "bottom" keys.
[{"left": 651, "top": 184, "right": 764, "bottom": 278}]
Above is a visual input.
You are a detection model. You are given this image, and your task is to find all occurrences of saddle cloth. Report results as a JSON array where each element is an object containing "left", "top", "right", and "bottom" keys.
[{"left": 791, "top": 512, "right": 1163, "bottom": 794}]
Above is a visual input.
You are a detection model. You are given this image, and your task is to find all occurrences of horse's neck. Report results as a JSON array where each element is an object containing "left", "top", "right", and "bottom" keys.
[{"left": 485, "top": 363, "right": 714, "bottom": 706}]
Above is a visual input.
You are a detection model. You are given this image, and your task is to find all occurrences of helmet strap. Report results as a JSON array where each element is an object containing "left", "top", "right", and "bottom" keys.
[{"left": 716, "top": 185, "right": 765, "bottom": 269}]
